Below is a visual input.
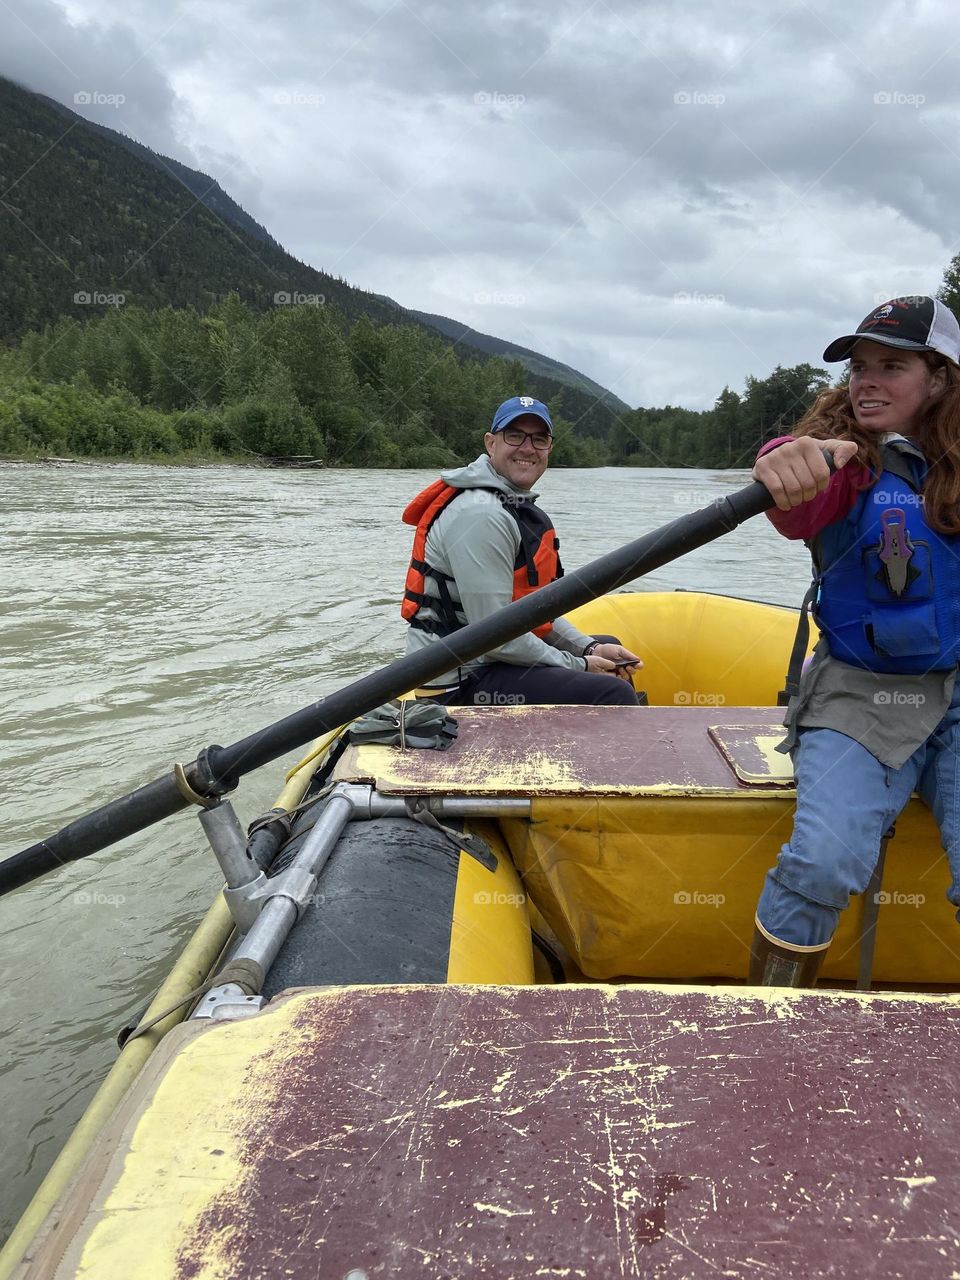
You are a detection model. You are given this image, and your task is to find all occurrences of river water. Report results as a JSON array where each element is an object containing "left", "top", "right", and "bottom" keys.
[{"left": 0, "top": 461, "right": 813, "bottom": 1243}]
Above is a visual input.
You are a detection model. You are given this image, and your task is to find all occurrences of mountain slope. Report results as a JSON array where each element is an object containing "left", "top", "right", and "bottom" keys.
[
  {"left": 0, "top": 76, "right": 625, "bottom": 435},
  {"left": 36, "top": 93, "right": 281, "bottom": 250},
  {"left": 409, "top": 308, "right": 630, "bottom": 418}
]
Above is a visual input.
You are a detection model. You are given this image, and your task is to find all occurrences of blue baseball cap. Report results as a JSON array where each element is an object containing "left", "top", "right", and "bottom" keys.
[{"left": 490, "top": 396, "right": 553, "bottom": 435}]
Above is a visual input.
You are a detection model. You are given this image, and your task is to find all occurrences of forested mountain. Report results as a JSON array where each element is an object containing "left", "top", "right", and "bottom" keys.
[
  {"left": 0, "top": 76, "right": 405, "bottom": 339},
  {"left": 3, "top": 74, "right": 960, "bottom": 469},
  {"left": 0, "top": 75, "right": 621, "bottom": 439},
  {"left": 36, "top": 93, "right": 282, "bottom": 249}
]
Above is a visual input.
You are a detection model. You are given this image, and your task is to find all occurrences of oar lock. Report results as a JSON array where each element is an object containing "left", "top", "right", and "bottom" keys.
[{"left": 173, "top": 745, "right": 241, "bottom": 808}]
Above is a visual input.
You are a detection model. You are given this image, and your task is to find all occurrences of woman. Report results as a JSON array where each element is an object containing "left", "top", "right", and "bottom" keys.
[{"left": 750, "top": 295, "right": 960, "bottom": 985}]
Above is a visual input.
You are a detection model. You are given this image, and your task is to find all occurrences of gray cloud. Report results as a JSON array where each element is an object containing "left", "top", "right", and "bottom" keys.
[
  {"left": 3, "top": 0, "right": 959, "bottom": 409},
  {"left": 2, "top": 0, "right": 187, "bottom": 157}
]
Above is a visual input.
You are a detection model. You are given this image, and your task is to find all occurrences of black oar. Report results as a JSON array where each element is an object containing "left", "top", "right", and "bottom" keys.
[{"left": 0, "top": 474, "right": 779, "bottom": 897}]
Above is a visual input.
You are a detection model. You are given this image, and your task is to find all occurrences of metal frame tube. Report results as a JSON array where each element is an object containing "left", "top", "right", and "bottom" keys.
[
  {"left": 198, "top": 800, "right": 260, "bottom": 888},
  {"left": 200, "top": 786, "right": 529, "bottom": 989},
  {"left": 221, "top": 791, "right": 354, "bottom": 976}
]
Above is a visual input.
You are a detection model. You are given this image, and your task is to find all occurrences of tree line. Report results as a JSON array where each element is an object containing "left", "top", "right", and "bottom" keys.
[
  {"left": 0, "top": 296, "right": 609, "bottom": 467},
  {"left": 3, "top": 271, "right": 959, "bottom": 469}
]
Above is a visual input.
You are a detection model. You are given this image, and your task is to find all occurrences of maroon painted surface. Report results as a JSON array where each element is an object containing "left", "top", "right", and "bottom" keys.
[
  {"left": 341, "top": 705, "right": 791, "bottom": 795},
  {"left": 177, "top": 985, "right": 960, "bottom": 1278}
]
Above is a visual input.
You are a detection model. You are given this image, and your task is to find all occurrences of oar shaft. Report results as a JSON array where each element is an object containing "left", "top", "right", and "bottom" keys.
[
  {"left": 2, "top": 775, "right": 186, "bottom": 893},
  {"left": 1, "top": 480, "right": 774, "bottom": 896}
]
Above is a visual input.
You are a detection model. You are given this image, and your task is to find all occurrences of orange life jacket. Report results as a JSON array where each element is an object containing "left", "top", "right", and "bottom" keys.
[{"left": 401, "top": 479, "right": 563, "bottom": 639}]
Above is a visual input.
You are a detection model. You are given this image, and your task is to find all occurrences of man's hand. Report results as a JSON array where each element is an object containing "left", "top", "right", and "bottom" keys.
[
  {"left": 586, "top": 643, "right": 643, "bottom": 681},
  {"left": 753, "top": 438, "right": 859, "bottom": 512}
]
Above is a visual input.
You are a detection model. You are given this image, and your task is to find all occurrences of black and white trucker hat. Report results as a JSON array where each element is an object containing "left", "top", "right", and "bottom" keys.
[{"left": 823, "top": 296, "right": 960, "bottom": 366}]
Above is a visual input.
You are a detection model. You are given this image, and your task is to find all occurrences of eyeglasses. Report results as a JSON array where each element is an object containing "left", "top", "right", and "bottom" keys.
[{"left": 499, "top": 428, "right": 553, "bottom": 451}]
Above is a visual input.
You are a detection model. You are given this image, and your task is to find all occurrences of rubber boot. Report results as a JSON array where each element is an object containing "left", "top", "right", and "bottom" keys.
[{"left": 749, "top": 918, "right": 831, "bottom": 988}]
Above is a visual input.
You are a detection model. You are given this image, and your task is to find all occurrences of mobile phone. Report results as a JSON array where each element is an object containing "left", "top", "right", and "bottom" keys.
[{"left": 611, "top": 659, "right": 638, "bottom": 669}]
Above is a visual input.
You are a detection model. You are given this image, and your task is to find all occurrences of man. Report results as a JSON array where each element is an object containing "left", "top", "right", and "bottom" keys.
[{"left": 401, "top": 395, "right": 642, "bottom": 705}]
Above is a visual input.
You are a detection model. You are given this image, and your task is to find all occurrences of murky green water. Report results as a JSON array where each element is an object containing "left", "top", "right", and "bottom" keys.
[{"left": 0, "top": 461, "right": 812, "bottom": 1243}]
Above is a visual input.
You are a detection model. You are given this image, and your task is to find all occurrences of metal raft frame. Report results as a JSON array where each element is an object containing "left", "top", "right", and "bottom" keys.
[{"left": 191, "top": 784, "right": 532, "bottom": 1022}]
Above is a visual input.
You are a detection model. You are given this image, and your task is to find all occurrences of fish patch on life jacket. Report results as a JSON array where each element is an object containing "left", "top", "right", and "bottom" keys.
[
  {"left": 811, "top": 445, "right": 960, "bottom": 673},
  {"left": 400, "top": 479, "right": 563, "bottom": 639}
]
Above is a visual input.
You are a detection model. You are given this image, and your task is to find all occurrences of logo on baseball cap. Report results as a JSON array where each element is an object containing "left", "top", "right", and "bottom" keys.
[
  {"left": 490, "top": 395, "right": 554, "bottom": 435},
  {"left": 823, "top": 296, "right": 960, "bottom": 366}
]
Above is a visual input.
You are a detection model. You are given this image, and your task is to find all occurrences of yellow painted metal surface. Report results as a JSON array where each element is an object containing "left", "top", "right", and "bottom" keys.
[
  {"left": 0, "top": 894, "right": 236, "bottom": 1280},
  {"left": 21, "top": 983, "right": 960, "bottom": 1278},
  {"left": 24, "top": 998, "right": 301, "bottom": 1279}
]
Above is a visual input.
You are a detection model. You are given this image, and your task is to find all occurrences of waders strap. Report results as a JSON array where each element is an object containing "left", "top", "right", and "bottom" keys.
[
  {"left": 856, "top": 825, "right": 894, "bottom": 991},
  {"left": 778, "top": 582, "right": 818, "bottom": 707}
]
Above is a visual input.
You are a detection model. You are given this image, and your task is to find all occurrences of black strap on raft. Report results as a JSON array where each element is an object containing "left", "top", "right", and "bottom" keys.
[
  {"left": 404, "top": 798, "right": 497, "bottom": 871},
  {"left": 777, "top": 581, "right": 818, "bottom": 707},
  {"left": 857, "top": 824, "right": 895, "bottom": 991},
  {"left": 531, "top": 929, "right": 566, "bottom": 982}
]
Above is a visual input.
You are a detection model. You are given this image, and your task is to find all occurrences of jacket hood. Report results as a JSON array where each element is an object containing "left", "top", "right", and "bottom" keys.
[{"left": 440, "top": 453, "right": 540, "bottom": 498}]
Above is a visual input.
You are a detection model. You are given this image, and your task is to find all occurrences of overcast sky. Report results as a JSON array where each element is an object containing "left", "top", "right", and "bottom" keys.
[{"left": 3, "top": 0, "right": 959, "bottom": 410}]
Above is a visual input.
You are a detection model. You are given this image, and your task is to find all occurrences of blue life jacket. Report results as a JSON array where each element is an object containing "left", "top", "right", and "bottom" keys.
[{"left": 812, "top": 444, "right": 960, "bottom": 673}]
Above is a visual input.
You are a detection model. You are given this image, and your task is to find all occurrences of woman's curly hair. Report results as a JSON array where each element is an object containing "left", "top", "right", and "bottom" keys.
[{"left": 790, "top": 354, "right": 960, "bottom": 534}]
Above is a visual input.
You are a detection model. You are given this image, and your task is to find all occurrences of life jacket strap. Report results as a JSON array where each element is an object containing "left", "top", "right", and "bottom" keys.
[{"left": 778, "top": 581, "right": 818, "bottom": 706}]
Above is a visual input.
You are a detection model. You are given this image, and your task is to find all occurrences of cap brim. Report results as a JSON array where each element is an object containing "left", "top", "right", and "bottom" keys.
[
  {"left": 822, "top": 333, "right": 933, "bottom": 362},
  {"left": 492, "top": 409, "right": 553, "bottom": 434}
]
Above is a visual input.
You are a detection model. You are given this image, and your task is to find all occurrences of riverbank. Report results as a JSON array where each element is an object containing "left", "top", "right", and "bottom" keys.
[{"left": 0, "top": 451, "right": 315, "bottom": 469}]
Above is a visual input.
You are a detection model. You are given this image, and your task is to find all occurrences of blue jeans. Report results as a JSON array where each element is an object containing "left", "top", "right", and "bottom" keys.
[{"left": 756, "top": 682, "right": 960, "bottom": 946}]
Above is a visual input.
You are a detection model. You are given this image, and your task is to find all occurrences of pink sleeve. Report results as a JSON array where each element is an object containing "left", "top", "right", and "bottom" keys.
[{"left": 756, "top": 436, "right": 866, "bottom": 540}]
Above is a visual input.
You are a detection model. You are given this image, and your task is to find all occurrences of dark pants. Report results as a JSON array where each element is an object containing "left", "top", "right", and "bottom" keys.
[{"left": 444, "top": 635, "right": 640, "bottom": 707}]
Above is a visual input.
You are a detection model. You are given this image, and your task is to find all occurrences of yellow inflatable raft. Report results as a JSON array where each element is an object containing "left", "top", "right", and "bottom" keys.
[{"left": 5, "top": 590, "right": 959, "bottom": 1280}]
